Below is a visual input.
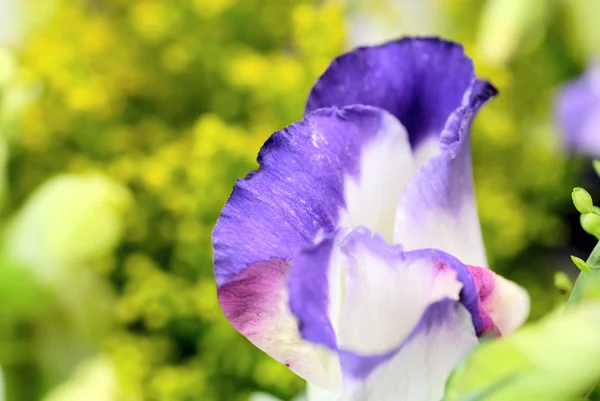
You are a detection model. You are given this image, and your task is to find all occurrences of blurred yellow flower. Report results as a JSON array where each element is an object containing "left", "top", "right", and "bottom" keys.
[
  {"left": 129, "top": 1, "right": 178, "bottom": 42},
  {"left": 193, "top": 0, "right": 234, "bottom": 18},
  {"left": 161, "top": 43, "right": 192, "bottom": 72},
  {"left": 227, "top": 51, "right": 270, "bottom": 89}
]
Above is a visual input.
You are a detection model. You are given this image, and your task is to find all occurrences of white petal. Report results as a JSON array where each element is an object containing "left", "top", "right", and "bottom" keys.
[
  {"left": 485, "top": 274, "right": 530, "bottom": 335},
  {"left": 337, "top": 229, "right": 463, "bottom": 354},
  {"left": 342, "top": 302, "right": 478, "bottom": 401},
  {"left": 340, "top": 112, "right": 416, "bottom": 242}
]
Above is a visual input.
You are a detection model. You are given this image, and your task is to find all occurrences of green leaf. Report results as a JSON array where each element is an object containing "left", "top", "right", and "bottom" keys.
[
  {"left": 444, "top": 303, "right": 600, "bottom": 401},
  {"left": 573, "top": 187, "right": 594, "bottom": 214},
  {"left": 594, "top": 160, "right": 600, "bottom": 177},
  {"left": 0, "top": 264, "right": 46, "bottom": 316},
  {"left": 448, "top": 376, "right": 517, "bottom": 401}
]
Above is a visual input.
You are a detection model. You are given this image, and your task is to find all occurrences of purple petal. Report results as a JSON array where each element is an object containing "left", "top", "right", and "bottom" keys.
[
  {"left": 467, "top": 265, "right": 530, "bottom": 336},
  {"left": 556, "top": 64, "right": 600, "bottom": 157},
  {"left": 306, "top": 37, "right": 496, "bottom": 154},
  {"left": 287, "top": 235, "right": 339, "bottom": 350},
  {"left": 213, "top": 105, "right": 413, "bottom": 288},
  {"left": 213, "top": 106, "right": 414, "bottom": 385},
  {"left": 393, "top": 79, "right": 496, "bottom": 268}
]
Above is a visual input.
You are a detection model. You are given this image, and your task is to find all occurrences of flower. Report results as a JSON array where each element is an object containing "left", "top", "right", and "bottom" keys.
[
  {"left": 213, "top": 38, "right": 530, "bottom": 401},
  {"left": 556, "top": 62, "right": 600, "bottom": 157}
]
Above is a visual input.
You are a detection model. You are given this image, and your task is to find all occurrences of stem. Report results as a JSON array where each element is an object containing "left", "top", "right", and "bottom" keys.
[
  {"left": 588, "top": 241, "right": 600, "bottom": 267},
  {"left": 567, "top": 241, "right": 600, "bottom": 399},
  {"left": 568, "top": 240, "right": 600, "bottom": 305},
  {"left": 568, "top": 241, "right": 600, "bottom": 307}
]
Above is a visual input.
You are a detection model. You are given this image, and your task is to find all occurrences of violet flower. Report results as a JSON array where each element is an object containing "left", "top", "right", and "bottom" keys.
[
  {"left": 556, "top": 63, "right": 600, "bottom": 157},
  {"left": 213, "top": 38, "right": 529, "bottom": 401}
]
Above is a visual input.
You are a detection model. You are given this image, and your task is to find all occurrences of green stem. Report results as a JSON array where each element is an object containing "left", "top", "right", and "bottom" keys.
[
  {"left": 568, "top": 241, "right": 600, "bottom": 399},
  {"left": 588, "top": 241, "right": 600, "bottom": 267},
  {"left": 567, "top": 241, "right": 600, "bottom": 307}
]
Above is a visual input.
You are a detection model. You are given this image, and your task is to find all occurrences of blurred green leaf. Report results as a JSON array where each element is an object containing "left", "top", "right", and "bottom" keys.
[
  {"left": 6, "top": 173, "right": 131, "bottom": 279},
  {"left": 249, "top": 393, "right": 285, "bottom": 401},
  {"left": 564, "top": 0, "right": 600, "bottom": 62},
  {"left": 0, "top": 363, "right": 5, "bottom": 401},
  {"left": 476, "top": 0, "right": 558, "bottom": 64},
  {"left": 0, "top": 48, "right": 16, "bottom": 86},
  {"left": 0, "top": 263, "right": 46, "bottom": 316},
  {"left": 445, "top": 303, "right": 600, "bottom": 401},
  {"left": 41, "top": 356, "right": 117, "bottom": 401}
]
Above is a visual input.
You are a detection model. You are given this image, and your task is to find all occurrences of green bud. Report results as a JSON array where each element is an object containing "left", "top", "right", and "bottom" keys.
[
  {"left": 594, "top": 160, "right": 600, "bottom": 177},
  {"left": 581, "top": 213, "right": 600, "bottom": 240},
  {"left": 571, "top": 256, "right": 592, "bottom": 272},
  {"left": 554, "top": 271, "right": 573, "bottom": 296},
  {"left": 572, "top": 187, "right": 594, "bottom": 214}
]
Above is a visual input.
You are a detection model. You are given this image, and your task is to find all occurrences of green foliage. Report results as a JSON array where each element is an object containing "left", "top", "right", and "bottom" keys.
[{"left": 444, "top": 303, "right": 600, "bottom": 401}]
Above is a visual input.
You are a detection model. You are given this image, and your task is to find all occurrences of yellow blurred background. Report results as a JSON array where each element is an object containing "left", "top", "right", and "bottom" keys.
[{"left": 0, "top": 0, "right": 598, "bottom": 400}]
